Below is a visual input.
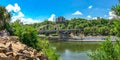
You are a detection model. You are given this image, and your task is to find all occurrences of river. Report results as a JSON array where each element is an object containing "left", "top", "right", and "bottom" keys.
[{"left": 50, "top": 41, "right": 100, "bottom": 60}]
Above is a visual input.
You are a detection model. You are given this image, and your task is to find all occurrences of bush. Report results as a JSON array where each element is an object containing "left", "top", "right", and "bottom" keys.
[
  {"left": 37, "top": 38, "right": 61, "bottom": 60},
  {"left": 10, "top": 21, "right": 61, "bottom": 60},
  {"left": 88, "top": 37, "right": 120, "bottom": 60}
]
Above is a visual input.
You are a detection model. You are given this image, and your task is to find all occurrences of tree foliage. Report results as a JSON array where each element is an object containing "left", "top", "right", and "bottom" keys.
[
  {"left": 112, "top": 0, "right": 120, "bottom": 37},
  {"left": 0, "top": 6, "right": 11, "bottom": 30},
  {"left": 88, "top": 0, "right": 120, "bottom": 60},
  {"left": 10, "top": 20, "right": 60, "bottom": 60},
  {"left": 88, "top": 37, "right": 120, "bottom": 60},
  {"left": 33, "top": 18, "right": 116, "bottom": 36}
]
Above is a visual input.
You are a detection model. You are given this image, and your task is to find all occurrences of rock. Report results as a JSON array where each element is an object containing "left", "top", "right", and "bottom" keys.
[
  {"left": 0, "top": 57, "right": 15, "bottom": 60},
  {"left": 0, "top": 53, "right": 7, "bottom": 57},
  {"left": 0, "top": 36, "right": 47, "bottom": 60},
  {"left": 0, "top": 47, "right": 8, "bottom": 53},
  {"left": 0, "top": 30, "right": 9, "bottom": 36},
  {"left": 6, "top": 52, "right": 13, "bottom": 56}
]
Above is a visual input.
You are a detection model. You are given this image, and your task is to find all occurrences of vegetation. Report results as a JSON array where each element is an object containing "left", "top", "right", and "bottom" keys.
[
  {"left": 10, "top": 21, "right": 39, "bottom": 49},
  {"left": 38, "top": 38, "right": 61, "bottom": 60},
  {"left": 0, "top": 6, "right": 60, "bottom": 60},
  {"left": 88, "top": 37, "right": 120, "bottom": 60},
  {"left": 0, "top": 6, "right": 11, "bottom": 31},
  {"left": 0, "top": 0, "right": 120, "bottom": 60},
  {"left": 88, "top": 0, "right": 120, "bottom": 60},
  {"left": 114, "top": 20, "right": 120, "bottom": 37},
  {"left": 33, "top": 18, "right": 116, "bottom": 36},
  {"left": 9, "top": 20, "right": 60, "bottom": 60}
]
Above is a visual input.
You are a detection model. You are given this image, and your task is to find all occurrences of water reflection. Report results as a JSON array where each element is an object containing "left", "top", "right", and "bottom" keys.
[{"left": 50, "top": 41, "right": 100, "bottom": 60}]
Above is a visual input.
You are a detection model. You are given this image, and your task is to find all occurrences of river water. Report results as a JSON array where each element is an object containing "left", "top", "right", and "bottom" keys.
[{"left": 50, "top": 41, "right": 100, "bottom": 60}]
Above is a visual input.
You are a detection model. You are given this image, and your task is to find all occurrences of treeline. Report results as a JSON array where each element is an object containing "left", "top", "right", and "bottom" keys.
[{"left": 32, "top": 18, "right": 118, "bottom": 36}]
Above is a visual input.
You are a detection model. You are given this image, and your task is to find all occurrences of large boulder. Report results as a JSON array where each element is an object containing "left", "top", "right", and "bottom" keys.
[{"left": 0, "top": 36, "right": 48, "bottom": 60}]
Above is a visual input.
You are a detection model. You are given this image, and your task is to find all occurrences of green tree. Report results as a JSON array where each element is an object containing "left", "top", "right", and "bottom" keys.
[
  {"left": 10, "top": 21, "right": 39, "bottom": 49},
  {"left": 114, "top": 20, "right": 120, "bottom": 37},
  {"left": 0, "top": 6, "right": 11, "bottom": 30},
  {"left": 112, "top": 0, "right": 120, "bottom": 37},
  {"left": 11, "top": 21, "right": 60, "bottom": 60},
  {"left": 88, "top": 38, "right": 120, "bottom": 60}
]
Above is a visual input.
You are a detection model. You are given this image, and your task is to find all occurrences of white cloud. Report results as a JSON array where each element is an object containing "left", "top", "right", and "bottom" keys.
[
  {"left": 72, "top": 11, "right": 83, "bottom": 15},
  {"left": 11, "top": 16, "right": 40, "bottom": 24},
  {"left": 87, "top": 15, "right": 92, "bottom": 19},
  {"left": 21, "top": 18, "right": 40, "bottom": 24},
  {"left": 6, "top": 3, "right": 20, "bottom": 12},
  {"left": 48, "top": 14, "right": 55, "bottom": 21},
  {"left": 92, "top": 17, "right": 97, "bottom": 20},
  {"left": 18, "top": 12, "right": 24, "bottom": 18},
  {"left": 108, "top": 11, "right": 117, "bottom": 19},
  {"left": 108, "top": 11, "right": 120, "bottom": 19},
  {"left": 6, "top": 3, "right": 41, "bottom": 24},
  {"left": 88, "top": 5, "right": 93, "bottom": 9}
]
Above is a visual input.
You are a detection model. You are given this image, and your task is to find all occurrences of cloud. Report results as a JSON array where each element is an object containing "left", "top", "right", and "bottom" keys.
[
  {"left": 108, "top": 11, "right": 117, "bottom": 19},
  {"left": 6, "top": 3, "right": 20, "bottom": 12},
  {"left": 21, "top": 18, "right": 40, "bottom": 24},
  {"left": 92, "top": 17, "right": 97, "bottom": 20},
  {"left": 88, "top": 5, "right": 93, "bottom": 9},
  {"left": 11, "top": 14, "right": 40, "bottom": 24},
  {"left": 48, "top": 14, "right": 55, "bottom": 21},
  {"left": 6, "top": 3, "right": 41, "bottom": 24},
  {"left": 18, "top": 12, "right": 24, "bottom": 18},
  {"left": 109, "top": 11, "right": 120, "bottom": 19},
  {"left": 72, "top": 11, "right": 83, "bottom": 15},
  {"left": 87, "top": 15, "right": 92, "bottom": 19}
]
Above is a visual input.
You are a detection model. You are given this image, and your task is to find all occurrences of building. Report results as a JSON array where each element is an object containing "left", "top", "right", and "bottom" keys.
[{"left": 55, "top": 16, "right": 65, "bottom": 24}]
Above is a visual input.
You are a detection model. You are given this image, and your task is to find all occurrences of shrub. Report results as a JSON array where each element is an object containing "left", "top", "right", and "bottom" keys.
[
  {"left": 10, "top": 21, "right": 61, "bottom": 60},
  {"left": 88, "top": 37, "right": 120, "bottom": 60},
  {"left": 37, "top": 38, "right": 61, "bottom": 60}
]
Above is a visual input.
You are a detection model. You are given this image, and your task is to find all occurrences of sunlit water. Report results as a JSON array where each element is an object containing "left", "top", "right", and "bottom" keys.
[{"left": 50, "top": 41, "right": 100, "bottom": 60}]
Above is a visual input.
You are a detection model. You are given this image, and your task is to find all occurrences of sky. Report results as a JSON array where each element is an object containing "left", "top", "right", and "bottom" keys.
[{"left": 0, "top": 0, "right": 118, "bottom": 24}]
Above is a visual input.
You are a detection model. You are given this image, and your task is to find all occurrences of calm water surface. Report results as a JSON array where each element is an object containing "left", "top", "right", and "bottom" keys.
[{"left": 50, "top": 41, "right": 100, "bottom": 60}]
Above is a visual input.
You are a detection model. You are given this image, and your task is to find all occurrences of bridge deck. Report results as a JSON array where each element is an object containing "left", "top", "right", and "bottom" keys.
[{"left": 39, "top": 29, "right": 81, "bottom": 33}]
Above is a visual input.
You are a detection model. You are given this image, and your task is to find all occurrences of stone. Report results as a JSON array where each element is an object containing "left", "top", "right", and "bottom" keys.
[
  {"left": 0, "top": 36, "right": 47, "bottom": 60},
  {"left": 0, "top": 53, "right": 7, "bottom": 57},
  {"left": 0, "top": 30, "right": 10, "bottom": 37},
  {"left": 6, "top": 52, "right": 13, "bottom": 56}
]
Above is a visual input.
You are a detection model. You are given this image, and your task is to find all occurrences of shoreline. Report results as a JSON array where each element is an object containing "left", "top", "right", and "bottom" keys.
[
  {"left": 68, "top": 40, "right": 116, "bottom": 42},
  {"left": 40, "top": 36, "right": 117, "bottom": 41}
]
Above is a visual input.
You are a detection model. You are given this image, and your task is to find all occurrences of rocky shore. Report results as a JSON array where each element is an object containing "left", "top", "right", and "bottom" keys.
[{"left": 0, "top": 36, "right": 48, "bottom": 60}]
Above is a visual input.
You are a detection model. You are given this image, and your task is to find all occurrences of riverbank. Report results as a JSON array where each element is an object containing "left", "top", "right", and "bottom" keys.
[
  {"left": 68, "top": 40, "right": 116, "bottom": 42},
  {"left": 68, "top": 36, "right": 117, "bottom": 42},
  {"left": 40, "top": 36, "right": 117, "bottom": 41}
]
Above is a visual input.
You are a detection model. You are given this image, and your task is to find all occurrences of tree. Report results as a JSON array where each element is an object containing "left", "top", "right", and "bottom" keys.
[
  {"left": 111, "top": 0, "right": 120, "bottom": 16},
  {"left": 112, "top": 0, "right": 120, "bottom": 37},
  {"left": 114, "top": 20, "right": 120, "bottom": 37},
  {"left": 88, "top": 38, "right": 120, "bottom": 60},
  {"left": 0, "top": 6, "right": 11, "bottom": 30}
]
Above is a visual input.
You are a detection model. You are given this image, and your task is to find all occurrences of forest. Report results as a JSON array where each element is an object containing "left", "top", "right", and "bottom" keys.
[{"left": 32, "top": 17, "right": 118, "bottom": 36}]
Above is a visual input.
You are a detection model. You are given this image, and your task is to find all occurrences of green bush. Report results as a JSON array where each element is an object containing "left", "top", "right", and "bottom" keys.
[
  {"left": 114, "top": 20, "right": 120, "bottom": 37},
  {"left": 10, "top": 21, "right": 61, "bottom": 60},
  {"left": 37, "top": 38, "right": 61, "bottom": 60},
  {"left": 10, "top": 21, "right": 38, "bottom": 49},
  {"left": 88, "top": 37, "right": 120, "bottom": 60}
]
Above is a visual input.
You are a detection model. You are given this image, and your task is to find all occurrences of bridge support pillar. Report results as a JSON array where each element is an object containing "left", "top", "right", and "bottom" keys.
[{"left": 58, "top": 32, "right": 70, "bottom": 40}]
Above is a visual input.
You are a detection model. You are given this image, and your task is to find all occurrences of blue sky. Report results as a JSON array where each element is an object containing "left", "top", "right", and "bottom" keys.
[{"left": 0, "top": 0, "right": 118, "bottom": 24}]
